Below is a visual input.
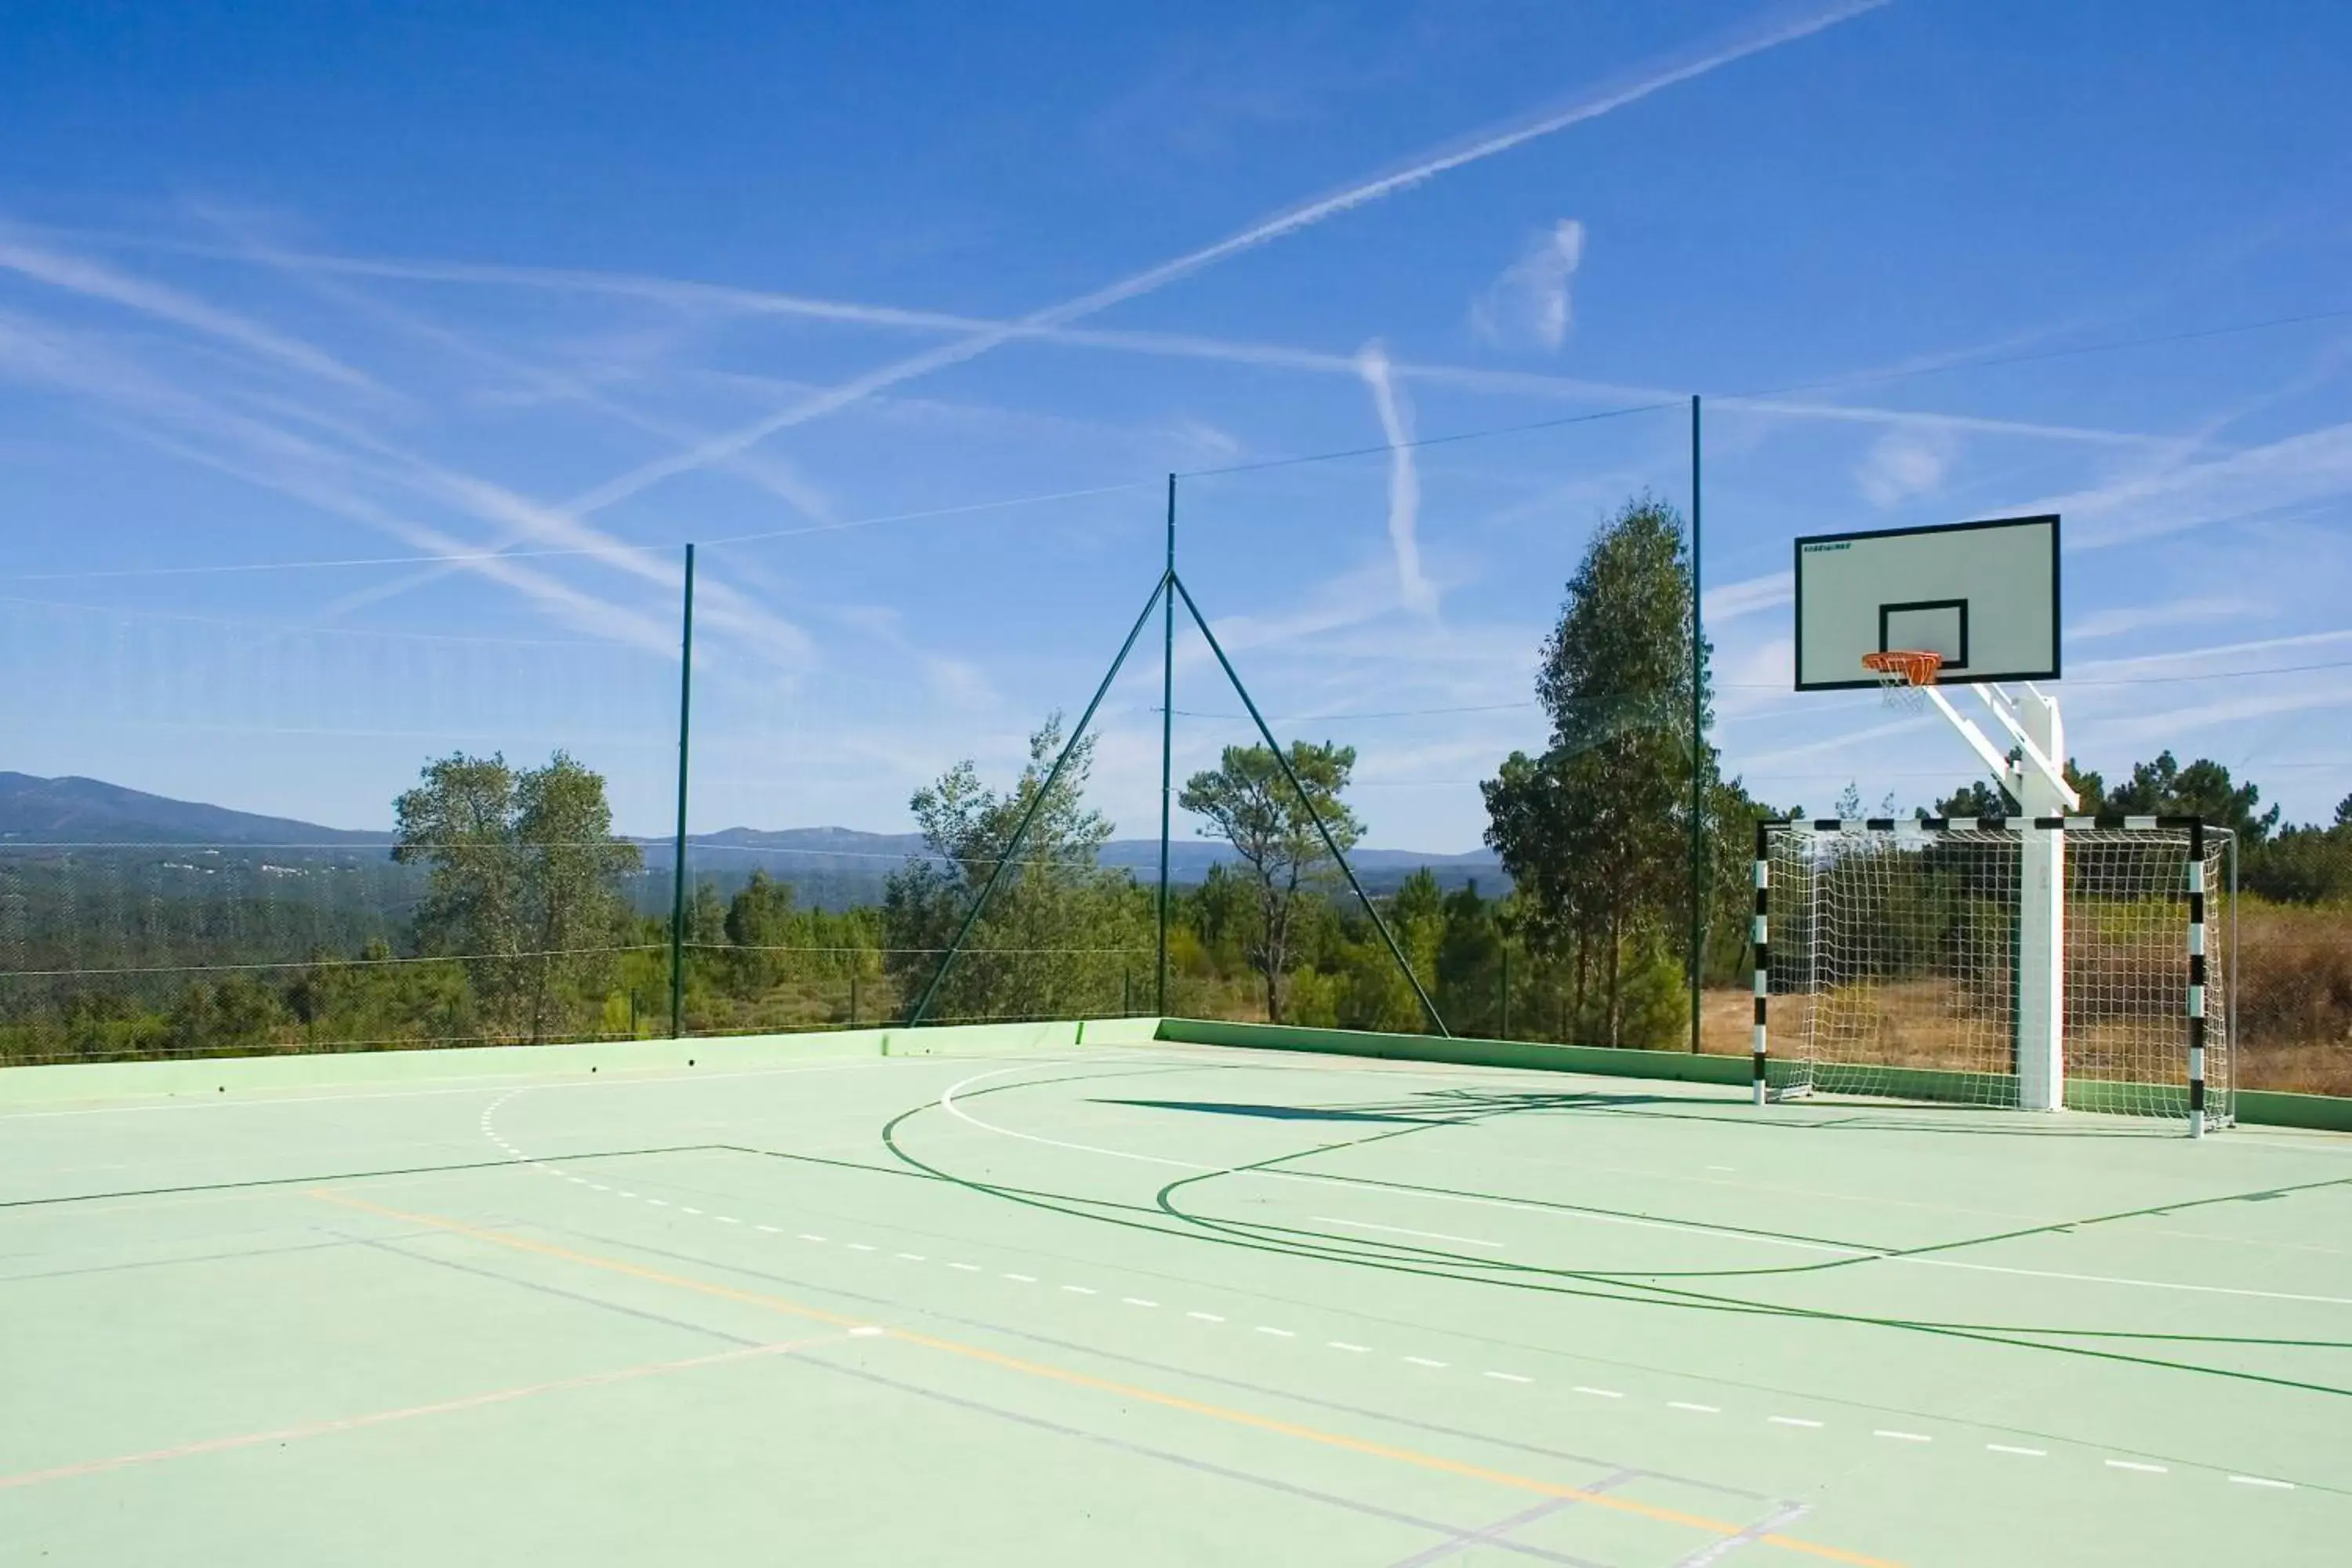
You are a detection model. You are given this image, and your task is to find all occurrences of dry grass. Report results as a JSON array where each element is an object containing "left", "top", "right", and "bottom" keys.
[{"left": 1692, "top": 898, "right": 2352, "bottom": 1098}]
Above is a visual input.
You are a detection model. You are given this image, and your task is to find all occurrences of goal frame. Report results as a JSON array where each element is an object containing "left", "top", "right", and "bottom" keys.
[{"left": 1750, "top": 814, "right": 2231, "bottom": 1136}]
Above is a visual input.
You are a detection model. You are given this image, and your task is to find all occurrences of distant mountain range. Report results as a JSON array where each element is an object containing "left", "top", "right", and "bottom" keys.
[{"left": 0, "top": 773, "right": 1505, "bottom": 903}]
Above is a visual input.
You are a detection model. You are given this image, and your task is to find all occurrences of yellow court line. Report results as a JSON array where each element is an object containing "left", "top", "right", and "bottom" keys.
[
  {"left": 310, "top": 1189, "right": 1900, "bottom": 1566},
  {"left": 2, "top": 1336, "right": 834, "bottom": 1490}
]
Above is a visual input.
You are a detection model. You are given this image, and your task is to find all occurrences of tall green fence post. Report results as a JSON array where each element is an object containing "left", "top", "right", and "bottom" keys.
[
  {"left": 670, "top": 543, "right": 695, "bottom": 1040},
  {"left": 1157, "top": 474, "right": 1176, "bottom": 1016},
  {"left": 1688, "top": 394, "right": 1705, "bottom": 1054}
]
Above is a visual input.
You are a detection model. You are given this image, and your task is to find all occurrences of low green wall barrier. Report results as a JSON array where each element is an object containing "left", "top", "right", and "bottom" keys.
[
  {"left": 1152, "top": 1017, "right": 1751, "bottom": 1088},
  {"left": 1149, "top": 1017, "right": 2352, "bottom": 1134}
]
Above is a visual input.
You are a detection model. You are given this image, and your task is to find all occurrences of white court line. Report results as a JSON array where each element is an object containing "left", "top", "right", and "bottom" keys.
[
  {"left": 1004, "top": 1273, "right": 1037, "bottom": 1283},
  {"left": 680, "top": 1207, "right": 702, "bottom": 1216},
  {"left": 1187, "top": 1311, "right": 1224, "bottom": 1323},
  {"left": 1668, "top": 1402, "right": 1721, "bottom": 1414},
  {"left": 935, "top": 1065, "right": 2352, "bottom": 1305},
  {"left": 797, "top": 1232, "right": 826, "bottom": 1243},
  {"left": 1486, "top": 1371, "right": 1532, "bottom": 1384},
  {"left": 1403, "top": 1356, "right": 1447, "bottom": 1368},
  {"left": 2228, "top": 1475, "right": 2293, "bottom": 1489},
  {"left": 1254, "top": 1327, "right": 1295, "bottom": 1338},
  {"left": 2106, "top": 1460, "right": 2166, "bottom": 1474},
  {"left": 1573, "top": 1386, "right": 1624, "bottom": 1399},
  {"left": 845, "top": 1243, "right": 873, "bottom": 1252},
  {"left": 895, "top": 1252, "right": 925, "bottom": 1261},
  {"left": 714, "top": 1216, "right": 740, "bottom": 1225},
  {"left": 1769, "top": 1416, "right": 1824, "bottom": 1428},
  {"left": 1062, "top": 1285, "right": 1096, "bottom": 1295},
  {"left": 1987, "top": 1444, "right": 2045, "bottom": 1457},
  {"left": 1311, "top": 1216, "right": 1504, "bottom": 1250},
  {"left": 755, "top": 1225, "right": 782, "bottom": 1234},
  {"left": 948, "top": 1262, "right": 980, "bottom": 1272},
  {"left": 1328, "top": 1341, "right": 1370, "bottom": 1352},
  {"left": 1875, "top": 1430, "right": 1932, "bottom": 1443},
  {"left": 1122, "top": 1298, "right": 1158, "bottom": 1308}
]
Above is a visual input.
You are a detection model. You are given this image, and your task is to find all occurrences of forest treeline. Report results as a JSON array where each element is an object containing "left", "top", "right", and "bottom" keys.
[{"left": 4, "top": 497, "right": 2348, "bottom": 1068}]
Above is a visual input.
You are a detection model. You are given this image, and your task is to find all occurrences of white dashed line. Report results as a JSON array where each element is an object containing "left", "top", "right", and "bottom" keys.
[
  {"left": 615, "top": 1192, "right": 637, "bottom": 1200},
  {"left": 1485, "top": 1371, "right": 1532, "bottom": 1384},
  {"left": 755, "top": 1225, "right": 782, "bottom": 1234},
  {"left": 1254, "top": 1327, "right": 1295, "bottom": 1338},
  {"left": 1328, "top": 1341, "right": 1370, "bottom": 1352},
  {"left": 2106, "top": 1460, "right": 2166, "bottom": 1474},
  {"left": 1062, "top": 1285, "right": 1097, "bottom": 1295},
  {"left": 681, "top": 1207, "right": 703, "bottom": 1216},
  {"left": 1668, "top": 1402, "right": 1721, "bottom": 1414},
  {"left": 1186, "top": 1311, "right": 1223, "bottom": 1323},
  {"left": 1875, "top": 1431, "right": 1932, "bottom": 1444},
  {"left": 1403, "top": 1356, "right": 1447, "bottom": 1368},
  {"left": 1573, "top": 1386, "right": 1624, "bottom": 1399},
  {"left": 2228, "top": 1475, "right": 2294, "bottom": 1490},
  {"left": 1311, "top": 1216, "right": 1503, "bottom": 1250},
  {"left": 714, "top": 1216, "right": 740, "bottom": 1225},
  {"left": 1004, "top": 1273, "right": 1036, "bottom": 1283},
  {"left": 1121, "top": 1298, "right": 1158, "bottom": 1308},
  {"left": 1987, "top": 1444, "right": 2045, "bottom": 1457},
  {"left": 645, "top": 1199, "right": 668, "bottom": 1207},
  {"left": 849, "top": 1326, "right": 884, "bottom": 1338},
  {"left": 948, "top": 1262, "right": 980, "bottom": 1272},
  {"left": 895, "top": 1252, "right": 926, "bottom": 1261},
  {"left": 797, "top": 1233, "right": 826, "bottom": 1243},
  {"left": 846, "top": 1243, "right": 874, "bottom": 1252},
  {"left": 1769, "top": 1417, "right": 1824, "bottom": 1428}
]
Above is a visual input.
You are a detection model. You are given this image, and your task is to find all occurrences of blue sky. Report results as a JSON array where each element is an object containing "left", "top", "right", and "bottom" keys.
[{"left": 2, "top": 0, "right": 2348, "bottom": 849}]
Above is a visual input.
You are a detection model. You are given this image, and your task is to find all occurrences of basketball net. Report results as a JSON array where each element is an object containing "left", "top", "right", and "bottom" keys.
[{"left": 1862, "top": 649, "right": 1944, "bottom": 712}]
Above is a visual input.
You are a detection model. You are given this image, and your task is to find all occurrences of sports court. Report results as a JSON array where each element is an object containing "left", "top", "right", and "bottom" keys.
[{"left": 5, "top": 1023, "right": 2344, "bottom": 1566}]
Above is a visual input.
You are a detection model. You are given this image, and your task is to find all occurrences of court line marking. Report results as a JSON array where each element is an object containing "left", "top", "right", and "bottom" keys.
[
  {"left": 2227, "top": 1475, "right": 2293, "bottom": 1489},
  {"left": 1985, "top": 1444, "right": 2045, "bottom": 1457},
  {"left": 0, "top": 1335, "right": 833, "bottom": 1490},
  {"left": 1187, "top": 1311, "right": 1224, "bottom": 1322},
  {"left": 1486, "top": 1372, "right": 1533, "bottom": 1385},
  {"left": 1574, "top": 1386, "right": 1624, "bottom": 1399},
  {"left": 1671, "top": 1402, "right": 1722, "bottom": 1414},
  {"left": 1312, "top": 1216, "right": 1506, "bottom": 1250},
  {"left": 936, "top": 1066, "right": 2352, "bottom": 1305},
  {"left": 1873, "top": 1431, "right": 1931, "bottom": 1444},
  {"left": 1770, "top": 1417, "right": 1824, "bottom": 1429},
  {"left": 307, "top": 1190, "right": 1900, "bottom": 1566},
  {"left": 487, "top": 1065, "right": 2294, "bottom": 1497},
  {"left": 2106, "top": 1460, "right": 2166, "bottom": 1474}
]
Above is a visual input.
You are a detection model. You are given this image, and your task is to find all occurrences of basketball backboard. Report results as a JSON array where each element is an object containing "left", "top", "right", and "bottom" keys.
[{"left": 1792, "top": 514, "right": 2060, "bottom": 691}]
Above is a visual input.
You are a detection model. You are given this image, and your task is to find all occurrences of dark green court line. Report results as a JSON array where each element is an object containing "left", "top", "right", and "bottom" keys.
[{"left": 0, "top": 1144, "right": 728, "bottom": 1210}]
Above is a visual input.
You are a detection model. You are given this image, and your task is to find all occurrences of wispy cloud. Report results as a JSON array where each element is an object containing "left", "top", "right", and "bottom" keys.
[
  {"left": 1853, "top": 426, "right": 1956, "bottom": 506},
  {"left": 2049, "top": 417, "right": 2352, "bottom": 549},
  {"left": 550, "top": 0, "right": 1893, "bottom": 518},
  {"left": 1470, "top": 220, "right": 1586, "bottom": 350},
  {"left": 2066, "top": 596, "right": 2252, "bottom": 642},
  {"left": 0, "top": 230, "right": 383, "bottom": 396},
  {"left": 1353, "top": 340, "right": 1437, "bottom": 615},
  {"left": 1702, "top": 570, "right": 1794, "bottom": 626}
]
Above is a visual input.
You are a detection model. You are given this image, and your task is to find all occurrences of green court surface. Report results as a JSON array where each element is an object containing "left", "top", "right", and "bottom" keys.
[{"left": 4, "top": 1029, "right": 2347, "bottom": 1566}]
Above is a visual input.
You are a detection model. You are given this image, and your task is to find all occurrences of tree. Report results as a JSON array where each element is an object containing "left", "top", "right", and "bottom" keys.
[
  {"left": 2109, "top": 751, "right": 2279, "bottom": 844},
  {"left": 884, "top": 714, "right": 1143, "bottom": 1023},
  {"left": 1483, "top": 496, "right": 1703, "bottom": 1047},
  {"left": 393, "top": 750, "right": 642, "bottom": 1043},
  {"left": 1930, "top": 757, "right": 2106, "bottom": 819},
  {"left": 1180, "top": 741, "right": 1362, "bottom": 1023}
]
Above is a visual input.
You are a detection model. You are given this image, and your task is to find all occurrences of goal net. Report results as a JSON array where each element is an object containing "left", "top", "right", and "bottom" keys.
[{"left": 1755, "top": 818, "right": 2231, "bottom": 1130}]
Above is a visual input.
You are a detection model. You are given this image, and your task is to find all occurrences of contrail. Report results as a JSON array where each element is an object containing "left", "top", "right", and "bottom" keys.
[
  {"left": 565, "top": 0, "right": 1891, "bottom": 518},
  {"left": 1355, "top": 341, "right": 1436, "bottom": 616}
]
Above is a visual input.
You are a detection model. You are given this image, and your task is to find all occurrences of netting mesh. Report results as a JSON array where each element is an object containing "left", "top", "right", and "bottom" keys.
[{"left": 1764, "top": 823, "right": 2231, "bottom": 1124}]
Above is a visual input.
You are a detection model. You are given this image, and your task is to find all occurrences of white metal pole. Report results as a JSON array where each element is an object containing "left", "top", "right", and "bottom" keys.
[{"left": 2013, "top": 689, "right": 2067, "bottom": 1112}]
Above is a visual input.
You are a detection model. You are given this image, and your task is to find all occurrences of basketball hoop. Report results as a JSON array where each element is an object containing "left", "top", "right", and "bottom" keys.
[{"left": 1862, "top": 649, "right": 1943, "bottom": 711}]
